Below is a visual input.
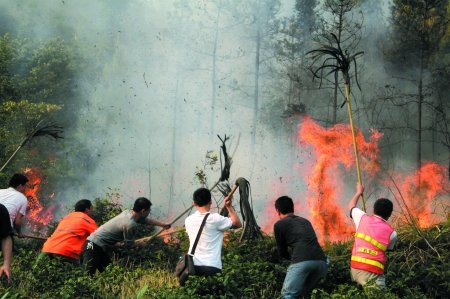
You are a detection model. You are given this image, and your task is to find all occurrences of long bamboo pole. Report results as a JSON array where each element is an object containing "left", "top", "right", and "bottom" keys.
[
  {"left": 135, "top": 205, "right": 194, "bottom": 243},
  {"left": 0, "top": 120, "right": 43, "bottom": 173},
  {"left": 14, "top": 233, "right": 47, "bottom": 241},
  {"left": 0, "top": 142, "right": 27, "bottom": 173},
  {"left": 344, "top": 81, "right": 366, "bottom": 212}
]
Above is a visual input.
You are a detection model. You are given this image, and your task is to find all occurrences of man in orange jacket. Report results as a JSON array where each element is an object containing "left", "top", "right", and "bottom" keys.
[
  {"left": 41, "top": 199, "right": 97, "bottom": 261},
  {"left": 348, "top": 183, "right": 397, "bottom": 288}
]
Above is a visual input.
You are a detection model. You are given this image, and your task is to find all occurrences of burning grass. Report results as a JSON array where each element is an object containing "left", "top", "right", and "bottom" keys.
[
  {"left": 1, "top": 219, "right": 448, "bottom": 298},
  {"left": 4, "top": 157, "right": 448, "bottom": 298},
  {"left": 258, "top": 117, "right": 449, "bottom": 246}
]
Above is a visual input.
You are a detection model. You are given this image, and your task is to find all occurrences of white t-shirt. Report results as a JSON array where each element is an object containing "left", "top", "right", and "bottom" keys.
[
  {"left": 351, "top": 207, "right": 397, "bottom": 250},
  {"left": 185, "top": 211, "right": 233, "bottom": 269},
  {"left": 0, "top": 187, "right": 28, "bottom": 226}
]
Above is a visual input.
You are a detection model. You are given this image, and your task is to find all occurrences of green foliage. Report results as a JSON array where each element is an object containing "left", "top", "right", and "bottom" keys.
[
  {"left": 58, "top": 275, "right": 100, "bottom": 299},
  {"left": 386, "top": 222, "right": 450, "bottom": 298},
  {"left": 0, "top": 34, "right": 19, "bottom": 101},
  {"left": 20, "top": 38, "right": 78, "bottom": 105},
  {"left": 318, "top": 241, "right": 353, "bottom": 290},
  {"left": 90, "top": 192, "right": 123, "bottom": 226},
  {"left": 0, "top": 32, "right": 89, "bottom": 212},
  {"left": 388, "top": 0, "right": 448, "bottom": 69},
  {"left": 0, "top": 33, "right": 80, "bottom": 105},
  {"left": 194, "top": 150, "right": 219, "bottom": 187},
  {"left": 223, "top": 234, "right": 280, "bottom": 263},
  {"left": 1, "top": 211, "right": 448, "bottom": 298},
  {"left": 0, "top": 100, "right": 62, "bottom": 177},
  {"left": 312, "top": 284, "right": 403, "bottom": 299}
]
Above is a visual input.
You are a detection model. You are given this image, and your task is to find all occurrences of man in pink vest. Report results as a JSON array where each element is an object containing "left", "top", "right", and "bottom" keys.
[{"left": 348, "top": 183, "right": 397, "bottom": 288}]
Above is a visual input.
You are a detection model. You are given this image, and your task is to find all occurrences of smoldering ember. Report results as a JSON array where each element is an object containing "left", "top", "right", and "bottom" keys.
[{"left": 0, "top": 0, "right": 448, "bottom": 298}]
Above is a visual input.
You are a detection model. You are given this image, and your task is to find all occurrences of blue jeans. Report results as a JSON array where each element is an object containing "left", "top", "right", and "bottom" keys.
[{"left": 282, "top": 260, "right": 327, "bottom": 299}]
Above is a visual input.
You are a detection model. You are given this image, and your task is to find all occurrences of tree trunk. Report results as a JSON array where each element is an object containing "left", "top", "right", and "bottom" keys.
[
  {"left": 333, "top": 71, "right": 338, "bottom": 124},
  {"left": 168, "top": 76, "right": 180, "bottom": 217},
  {"left": 210, "top": 7, "right": 221, "bottom": 144},
  {"left": 417, "top": 18, "right": 426, "bottom": 171},
  {"left": 417, "top": 75, "right": 422, "bottom": 171},
  {"left": 252, "top": 18, "right": 261, "bottom": 153}
]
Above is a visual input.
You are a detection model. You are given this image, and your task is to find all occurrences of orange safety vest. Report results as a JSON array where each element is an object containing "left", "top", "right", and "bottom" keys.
[
  {"left": 42, "top": 211, "right": 97, "bottom": 259},
  {"left": 351, "top": 214, "right": 394, "bottom": 275}
]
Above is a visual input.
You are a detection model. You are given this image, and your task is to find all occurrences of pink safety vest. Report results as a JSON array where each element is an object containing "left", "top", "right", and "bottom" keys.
[{"left": 350, "top": 214, "right": 394, "bottom": 275}]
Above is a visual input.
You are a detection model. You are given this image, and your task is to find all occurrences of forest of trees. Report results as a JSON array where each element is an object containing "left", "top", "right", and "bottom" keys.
[
  {"left": 0, "top": 0, "right": 449, "bottom": 204},
  {"left": 0, "top": 1, "right": 449, "bottom": 298}
]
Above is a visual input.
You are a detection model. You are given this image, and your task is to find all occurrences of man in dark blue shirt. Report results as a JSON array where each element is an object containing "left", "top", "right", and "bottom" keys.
[{"left": 274, "top": 196, "right": 327, "bottom": 299}]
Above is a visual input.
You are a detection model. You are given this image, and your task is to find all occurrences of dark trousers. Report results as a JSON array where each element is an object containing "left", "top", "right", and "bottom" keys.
[
  {"left": 194, "top": 265, "right": 221, "bottom": 276},
  {"left": 0, "top": 204, "right": 12, "bottom": 239},
  {"left": 81, "top": 240, "right": 111, "bottom": 275}
]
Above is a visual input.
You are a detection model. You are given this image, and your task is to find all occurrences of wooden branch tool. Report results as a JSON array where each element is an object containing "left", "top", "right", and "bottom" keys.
[
  {"left": 345, "top": 82, "right": 366, "bottom": 212},
  {"left": 135, "top": 177, "right": 243, "bottom": 243},
  {"left": 14, "top": 233, "right": 47, "bottom": 241}
]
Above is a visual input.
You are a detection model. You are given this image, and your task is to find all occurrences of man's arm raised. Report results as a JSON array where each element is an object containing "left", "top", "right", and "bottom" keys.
[
  {"left": 348, "top": 183, "right": 364, "bottom": 214},
  {"left": 224, "top": 196, "right": 242, "bottom": 228}
]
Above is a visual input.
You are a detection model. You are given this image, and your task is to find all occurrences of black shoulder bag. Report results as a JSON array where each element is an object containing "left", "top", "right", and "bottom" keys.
[{"left": 174, "top": 213, "right": 210, "bottom": 286}]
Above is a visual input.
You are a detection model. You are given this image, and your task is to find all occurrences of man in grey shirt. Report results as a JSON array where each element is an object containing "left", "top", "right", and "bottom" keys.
[{"left": 81, "top": 197, "right": 170, "bottom": 274}]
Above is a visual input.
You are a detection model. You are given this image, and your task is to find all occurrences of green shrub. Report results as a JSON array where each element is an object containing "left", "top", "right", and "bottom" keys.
[
  {"left": 1, "top": 198, "right": 448, "bottom": 299},
  {"left": 90, "top": 192, "right": 123, "bottom": 226},
  {"left": 175, "top": 253, "right": 283, "bottom": 299}
]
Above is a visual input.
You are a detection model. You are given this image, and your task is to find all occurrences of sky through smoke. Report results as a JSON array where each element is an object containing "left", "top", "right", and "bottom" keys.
[{"left": 0, "top": 0, "right": 447, "bottom": 238}]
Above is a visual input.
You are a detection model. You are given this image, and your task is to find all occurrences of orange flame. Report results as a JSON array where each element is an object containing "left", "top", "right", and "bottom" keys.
[
  {"left": 387, "top": 162, "right": 449, "bottom": 227},
  {"left": 160, "top": 227, "right": 188, "bottom": 245},
  {"left": 259, "top": 116, "right": 448, "bottom": 245},
  {"left": 298, "top": 117, "right": 383, "bottom": 244},
  {"left": 23, "top": 167, "right": 56, "bottom": 232}
]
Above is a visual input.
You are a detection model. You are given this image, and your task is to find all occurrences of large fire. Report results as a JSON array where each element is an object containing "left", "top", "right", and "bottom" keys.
[
  {"left": 259, "top": 116, "right": 449, "bottom": 245},
  {"left": 23, "top": 167, "right": 57, "bottom": 233},
  {"left": 298, "top": 117, "right": 383, "bottom": 244},
  {"left": 386, "top": 162, "right": 449, "bottom": 228}
]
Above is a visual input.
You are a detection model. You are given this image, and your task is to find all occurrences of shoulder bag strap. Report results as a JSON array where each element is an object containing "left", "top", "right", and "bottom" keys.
[{"left": 190, "top": 213, "right": 210, "bottom": 255}]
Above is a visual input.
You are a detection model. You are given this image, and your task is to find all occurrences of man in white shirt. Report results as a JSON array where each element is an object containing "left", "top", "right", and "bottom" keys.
[
  {"left": 0, "top": 173, "right": 29, "bottom": 237},
  {"left": 185, "top": 188, "right": 242, "bottom": 276}
]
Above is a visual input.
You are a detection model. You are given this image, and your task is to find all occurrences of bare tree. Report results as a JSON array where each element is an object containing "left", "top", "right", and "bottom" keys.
[
  {"left": 314, "top": 0, "right": 363, "bottom": 125},
  {"left": 385, "top": 0, "right": 448, "bottom": 170}
]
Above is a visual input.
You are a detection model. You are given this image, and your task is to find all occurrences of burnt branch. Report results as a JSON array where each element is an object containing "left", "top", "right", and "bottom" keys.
[{"left": 217, "top": 134, "right": 232, "bottom": 182}]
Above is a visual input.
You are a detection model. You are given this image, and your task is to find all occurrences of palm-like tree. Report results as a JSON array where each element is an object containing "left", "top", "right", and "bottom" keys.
[
  {"left": 0, "top": 120, "right": 63, "bottom": 173},
  {"left": 306, "top": 33, "right": 367, "bottom": 211}
]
